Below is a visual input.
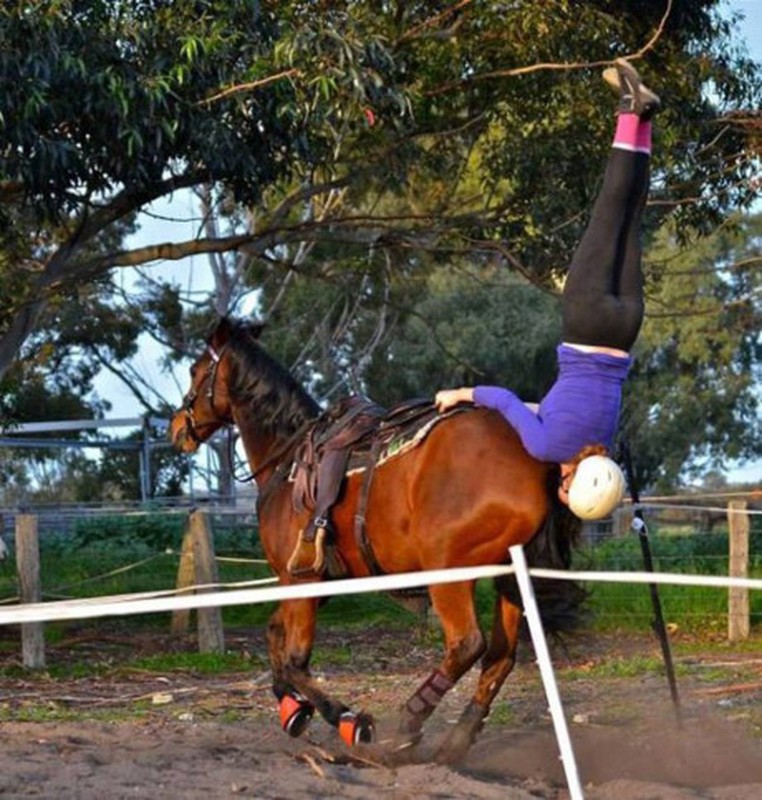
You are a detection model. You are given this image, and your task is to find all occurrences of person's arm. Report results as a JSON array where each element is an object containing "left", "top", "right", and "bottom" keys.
[{"left": 472, "top": 386, "right": 552, "bottom": 460}]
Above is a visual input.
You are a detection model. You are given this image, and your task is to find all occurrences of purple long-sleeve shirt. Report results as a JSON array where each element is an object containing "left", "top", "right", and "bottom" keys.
[{"left": 473, "top": 344, "right": 632, "bottom": 463}]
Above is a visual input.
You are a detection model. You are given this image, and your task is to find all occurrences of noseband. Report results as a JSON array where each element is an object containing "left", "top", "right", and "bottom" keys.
[{"left": 181, "top": 344, "right": 229, "bottom": 444}]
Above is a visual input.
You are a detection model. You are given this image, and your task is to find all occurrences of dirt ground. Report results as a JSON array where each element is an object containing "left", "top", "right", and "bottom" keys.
[{"left": 1, "top": 625, "right": 761, "bottom": 799}]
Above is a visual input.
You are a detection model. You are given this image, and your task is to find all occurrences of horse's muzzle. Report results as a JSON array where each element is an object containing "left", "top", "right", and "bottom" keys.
[{"left": 169, "top": 413, "right": 200, "bottom": 454}]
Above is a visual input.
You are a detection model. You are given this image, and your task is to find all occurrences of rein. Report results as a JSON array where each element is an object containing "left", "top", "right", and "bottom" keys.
[
  {"left": 229, "top": 421, "right": 311, "bottom": 486},
  {"left": 183, "top": 340, "right": 316, "bottom": 505},
  {"left": 250, "top": 422, "right": 322, "bottom": 516}
]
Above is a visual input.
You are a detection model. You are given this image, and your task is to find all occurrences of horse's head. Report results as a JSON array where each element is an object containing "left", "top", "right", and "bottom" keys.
[{"left": 170, "top": 317, "right": 263, "bottom": 453}]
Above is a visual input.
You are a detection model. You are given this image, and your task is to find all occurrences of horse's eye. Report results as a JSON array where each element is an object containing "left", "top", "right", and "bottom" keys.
[{"left": 190, "top": 364, "right": 198, "bottom": 378}]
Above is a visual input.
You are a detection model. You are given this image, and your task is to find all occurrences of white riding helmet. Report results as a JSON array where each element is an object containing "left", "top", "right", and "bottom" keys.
[{"left": 567, "top": 455, "right": 625, "bottom": 520}]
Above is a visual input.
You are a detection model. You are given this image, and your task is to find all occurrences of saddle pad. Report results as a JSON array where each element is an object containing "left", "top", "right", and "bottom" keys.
[{"left": 346, "top": 405, "right": 465, "bottom": 475}]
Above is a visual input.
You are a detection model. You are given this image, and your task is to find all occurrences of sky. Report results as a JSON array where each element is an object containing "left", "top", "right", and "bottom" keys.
[
  {"left": 716, "top": 1, "right": 761, "bottom": 481},
  {"left": 732, "top": 0, "right": 762, "bottom": 50},
  {"left": 92, "top": 2, "right": 762, "bottom": 481}
]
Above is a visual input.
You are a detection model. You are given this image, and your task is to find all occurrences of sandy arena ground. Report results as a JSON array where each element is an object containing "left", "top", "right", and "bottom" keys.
[{"left": 0, "top": 626, "right": 761, "bottom": 799}]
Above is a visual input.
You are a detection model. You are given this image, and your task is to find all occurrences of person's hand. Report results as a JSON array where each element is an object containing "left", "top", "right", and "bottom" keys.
[{"left": 435, "top": 387, "right": 474, "bottom": 413}]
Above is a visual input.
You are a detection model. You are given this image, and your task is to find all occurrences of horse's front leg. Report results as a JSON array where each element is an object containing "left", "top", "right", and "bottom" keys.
[
  {"left": 435, "top": 593, "right": 522, "bottom": 764},
  {"left": 394, "top": 581, "right": 485, "bottom": 754},
  {"left": 267, "top": 598, "right": 375, "bottom": 747},
  {"left": 267, "top": 599, "right": 316, "bottom": 738}
]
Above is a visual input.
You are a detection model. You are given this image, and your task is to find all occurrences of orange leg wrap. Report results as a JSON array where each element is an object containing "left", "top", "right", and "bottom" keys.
[
  {"left": 278, "top": 691, "right": 314, "bottom": 737},
  {"left": 338, "top": 711, "right": 375, "bottom": 747}
]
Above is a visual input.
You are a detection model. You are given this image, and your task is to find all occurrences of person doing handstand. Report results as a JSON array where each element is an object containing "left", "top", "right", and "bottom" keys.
[{"left": 435, "top": 59, "right": 660, "bottom": 520}]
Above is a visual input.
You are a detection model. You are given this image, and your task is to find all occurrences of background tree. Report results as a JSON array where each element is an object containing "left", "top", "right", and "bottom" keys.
[
  {"left": 362, "top": 262, "right": 561, "bottom": 405},
  {"left": 2, "top": 0, "right": 758, "bottom": 371},
  {"left": 91, "top": 430, "right": 189, "bottom": 501},
  {"left": 624, "top": 212, "right": 762, "bottom": 490},
  {"left": 1, "top": 0, "right": 759, "bottom": 496}
]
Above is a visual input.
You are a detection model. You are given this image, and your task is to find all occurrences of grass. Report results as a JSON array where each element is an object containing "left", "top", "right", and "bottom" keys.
[
  {"left": 672, "top": 634, "right": 762, "bottom": 656},
  {"left": 574, "top": 523, "right": 762, "bottom": 634},
  {"left": 0, "top": 650, "right": 263, "bottom": 681},
  {"left": 562, "top": 654, "right": 666, "bottom": 680},
  {"left": 125, "top": 651, "right": 264, "bottom": 674},
  {"left": 0, "top": 705, "right": 151, "bottom": 724},
  {"left": 486, "top": 701, "right": 519, "bottom": 726},
  {"left": 1, "top": 512, "right": 759, "bottom": 675}
]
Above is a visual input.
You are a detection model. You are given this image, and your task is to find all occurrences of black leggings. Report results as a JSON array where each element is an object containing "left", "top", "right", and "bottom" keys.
[{"left": 562, "top": 149, "right": 649, "bottom": 351}]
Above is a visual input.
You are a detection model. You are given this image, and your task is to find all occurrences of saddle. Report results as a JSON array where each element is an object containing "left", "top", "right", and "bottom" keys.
[{"left": 285, "top": 396, "right": 449, "bottom": 580}]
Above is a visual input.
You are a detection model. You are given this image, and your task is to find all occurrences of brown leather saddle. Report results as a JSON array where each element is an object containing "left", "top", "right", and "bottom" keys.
[{"left": 285, "top": 396, "right": 455, "bottom": 580}]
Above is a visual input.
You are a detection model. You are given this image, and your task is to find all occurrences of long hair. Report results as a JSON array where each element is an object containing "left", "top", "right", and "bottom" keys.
[{"left": 496, "top": 468, "right": 587, "bottom": 635}]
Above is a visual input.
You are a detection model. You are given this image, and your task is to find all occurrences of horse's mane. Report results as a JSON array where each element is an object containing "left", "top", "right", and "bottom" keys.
[{"left": 224, "top": 320, "right": 321, "bottom": 437}]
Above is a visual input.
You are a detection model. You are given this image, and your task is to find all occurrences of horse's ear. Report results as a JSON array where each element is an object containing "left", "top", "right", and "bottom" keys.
[
  {"left": 249, "top": 322, "right": 265, "bottom": 340},
  {"left": 210, "top": 316, "right": 235, "bottom": 346},
  {"left": 209, "top": 316, "right": 264, "bottom": 346}
]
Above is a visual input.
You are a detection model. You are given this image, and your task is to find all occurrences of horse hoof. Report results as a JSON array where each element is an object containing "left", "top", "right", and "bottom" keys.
[
  {"left": 435, "top": 724, "right": 480, "bottom": 764},
  {"left": 434, "top": 742, "right": 468, "bottom": 765},
  {"left": 378, "top": 732, "right": 426, "bottom": 766},
  {"left": 338, "top": 711, "right": 376, "bottom": 747},
  {"left": 394, "top": 730, "right": 422, "bottom": 752},
  {"left": 279, "top": 691, "right": 314, "bottom": 738}
]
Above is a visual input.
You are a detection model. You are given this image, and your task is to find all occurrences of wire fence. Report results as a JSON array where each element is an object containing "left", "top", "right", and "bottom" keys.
[
  {"left": 0, "top": 495, "right": 759, "bottom": 630},
  {"left": 0, "top": 495, "right": 759, "bottom": 800}
]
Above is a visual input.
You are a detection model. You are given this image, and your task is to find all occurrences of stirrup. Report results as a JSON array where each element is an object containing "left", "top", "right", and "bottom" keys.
[{"left": 286, "top": 526, "right": 327, "bottom": 578}]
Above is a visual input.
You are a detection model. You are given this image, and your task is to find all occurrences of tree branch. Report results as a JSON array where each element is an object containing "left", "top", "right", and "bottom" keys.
[
  {"left": 198, "top": 68, "right": 300, "bottom": 106},
  {"left": 395, "top": 0, "right": 472, "bottom": 45},
  {"left": 424, "top": 0, "right": 674, "bottom": 97}
]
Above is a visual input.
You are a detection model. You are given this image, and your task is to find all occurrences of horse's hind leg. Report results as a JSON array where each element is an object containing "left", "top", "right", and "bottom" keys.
[
  {"left": 395, "top": 581, "right": 486, "bottom": 751},
  {"left": 435, "top": 593, "right": 522, "bottom": 764},
  {"left": 267, "top": 599, "right": 375, "bottom": 746}
]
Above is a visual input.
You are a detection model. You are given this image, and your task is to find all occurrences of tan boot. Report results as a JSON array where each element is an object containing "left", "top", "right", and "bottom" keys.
[{"left": 603, "top": 58, "right": 661, "bottom": 119}]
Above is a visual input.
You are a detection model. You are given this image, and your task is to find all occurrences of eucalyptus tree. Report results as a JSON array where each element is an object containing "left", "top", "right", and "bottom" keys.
[
  {"left": 1, "top": 0, "right": 759, "bottom": 494},
  {"left": 2, "top": 1, "right": 758, "bottom": 375},
  {"left": 624, "top": 212, "right": 762, "bottom": 490}
]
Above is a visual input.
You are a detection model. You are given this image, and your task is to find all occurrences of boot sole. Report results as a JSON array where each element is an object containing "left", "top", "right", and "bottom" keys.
[{"left": 602, "top": 60, "right": 661, "bottom": 114}]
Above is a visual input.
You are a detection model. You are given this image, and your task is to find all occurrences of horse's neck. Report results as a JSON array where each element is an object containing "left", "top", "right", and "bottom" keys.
[{"left": 232, "top": 407, "right": 297, "bottom": 486}]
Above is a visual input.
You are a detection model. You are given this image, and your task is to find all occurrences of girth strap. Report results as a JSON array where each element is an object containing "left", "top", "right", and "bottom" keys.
[
  {"left": 353, "top": 437, "right": 387, "bottom": 576},
  {"left": 292, "top": 396, "right": 385, "bottom": 517},
  {"left": 286, "top": 397, "right": 467, "bottom": 579}
]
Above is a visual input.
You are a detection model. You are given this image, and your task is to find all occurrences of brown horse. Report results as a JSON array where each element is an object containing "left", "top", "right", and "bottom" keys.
[{"left": 170, "top": 317, "right": 580, "bottom": 763}]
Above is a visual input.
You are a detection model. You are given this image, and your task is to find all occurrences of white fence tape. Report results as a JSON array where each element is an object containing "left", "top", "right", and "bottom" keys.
[
  {"left": 636, "top": 502, "right": 762, "bottom": 515},
  {"left": 0, "top": 564, "right": 514, "bottom": 625},
  {"left": 2, "top": 551, "right": 759, "bottom": 800},
  {"left": 1, "top": 562, "right": 760, "bottom": 626},
  {"left": 529, "top": 567, "right": 762, "bottom": 590},
  {"left": 510, "top": 545, "right": 584, "bottom": 800},
  {"left": 3, "top": 576, "right": 281, "bottom": 611}
]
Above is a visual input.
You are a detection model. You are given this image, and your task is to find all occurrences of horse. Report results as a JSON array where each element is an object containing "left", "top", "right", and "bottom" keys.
[{"left": 170, "top": 316, "right": 581, "bottom": 763}]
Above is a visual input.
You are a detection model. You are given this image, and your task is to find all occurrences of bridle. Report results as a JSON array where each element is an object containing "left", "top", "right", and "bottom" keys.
[
  {"left": 179, "top": 339, "right": 312, "bottom": 494},
  {"left": 181, "top": 343, "right": 230, "bottom": 445}
]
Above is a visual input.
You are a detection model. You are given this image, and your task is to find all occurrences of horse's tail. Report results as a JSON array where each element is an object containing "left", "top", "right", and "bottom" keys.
[{"left": 496, "top": 473, "right": 588, "bottom": 635}]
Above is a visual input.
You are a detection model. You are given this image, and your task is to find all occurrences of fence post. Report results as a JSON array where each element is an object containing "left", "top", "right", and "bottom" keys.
[
  {"left": 15, "top": 514, "right": 46, "bottom": 669},
  {"left": 727, "top": 500, "right": 750, "bottom": 643},
  {"left": 174, "top": 510, "right": 225, "bottom": 653},
  {"left": 171, "top": 519, "right": 197, "bottom": 635}
]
